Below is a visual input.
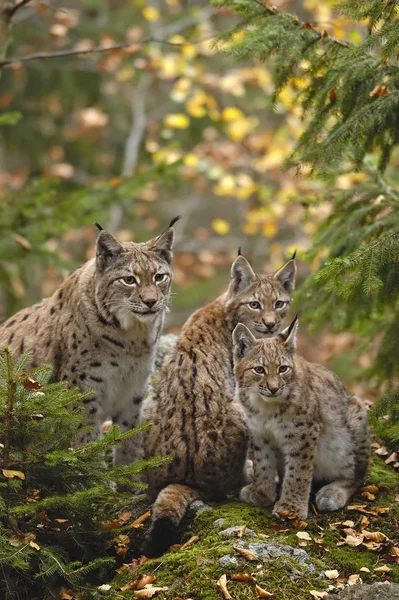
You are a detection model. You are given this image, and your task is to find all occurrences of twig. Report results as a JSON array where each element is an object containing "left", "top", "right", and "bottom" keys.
[
  {"left": 0, "top": 5, "right": 218, "bottom": 68},
  {"left": 6, "top": 0, "right": 33, "bottom": 19}
]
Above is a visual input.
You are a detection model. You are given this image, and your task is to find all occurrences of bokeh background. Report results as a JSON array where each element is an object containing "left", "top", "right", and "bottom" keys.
[{"left": 1, "top": 0, "right": 394, "bottom": 403}]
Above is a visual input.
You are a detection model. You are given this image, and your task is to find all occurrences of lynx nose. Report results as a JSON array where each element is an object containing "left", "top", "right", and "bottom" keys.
[
  {"left": 143, "top": 299, "right": 157, "bottom": 309},
  {"left": 269, "top": 386, "right": 279, "bottom": 395}
]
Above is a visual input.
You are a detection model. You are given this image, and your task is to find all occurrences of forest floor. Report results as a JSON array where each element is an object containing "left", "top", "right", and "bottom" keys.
[{"left": 99, "top": 451, "right": 399, "bottom": 600}]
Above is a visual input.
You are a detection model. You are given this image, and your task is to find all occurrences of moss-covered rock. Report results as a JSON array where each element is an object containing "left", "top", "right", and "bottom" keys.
[{"left": 106, "top": 454, "right": 399, "bottom": 599}]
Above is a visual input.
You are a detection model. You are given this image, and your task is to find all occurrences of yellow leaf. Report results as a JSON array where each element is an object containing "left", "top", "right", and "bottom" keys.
[
  {"left": 182, "top": 44, "right": 197, "bottom": 59},
  {"left": 226, "top": 118, "right": 251, "bottom": 142},
  {"left": 164, "top": 113, "right": 190, "bottom": 129},
  {"left": 184, "top": 153, "right": 199, "bottom": 167},
  {"left": 2, "top": 469, "right": 25, "bottom": 480},
  {"left": 142, "top": 6, "right": 160, "bottom": 22},
  {"left": 29, "top": 541, "right": 40, "bottom": 550},
  {"left": 212, "top": 219, "right": 230, "bottom": 236},
  {"left": 213, "top": 175, "right": 236, "bottom": 196},
  {"left": 222, "top": 107, "right": 244, "bottom": 121},
  {"left": 263, "top": 222, "right": 277, "bottom": 238}
]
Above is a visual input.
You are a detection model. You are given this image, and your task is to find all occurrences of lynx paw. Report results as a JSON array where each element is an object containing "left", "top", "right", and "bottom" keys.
[
  {"left": 273, "top": 500, "right": 308, "bottom": 520},
  {"left": 240, "top": 484, "right": 275, "bottom": 507},
  {"left": 316, "top": 486, "right": 347, "bottom": 512}
]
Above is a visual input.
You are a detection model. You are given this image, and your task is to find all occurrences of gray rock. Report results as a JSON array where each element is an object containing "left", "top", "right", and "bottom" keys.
[
  {"left": 186, "top": 500, "right": 212, "bottom": 520},
  {"left": 218, "top": 526, "right": 258, "bottom": 538},
  {"left": 326, "top": 582, "right": 399, "bottom": 600},
  {"left": 219, "top": 555, "right": 239, "bottom": 568},
  {"left": 214, "top": 518, "right": 226, "bottom": 527},
  {"left": 234, "top": 541, "right": 318, "bottom": 574}
]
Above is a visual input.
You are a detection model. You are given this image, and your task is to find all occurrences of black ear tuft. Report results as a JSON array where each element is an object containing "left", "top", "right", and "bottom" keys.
[
  {"left": 169, "top": 215, "right": 181, "bottom": 228},
  {"left": 273, "top": 259, "right": 297, "bottom": 294},
  {"left": 94, "top": 221, "right": 104, "bottom": 232},
  {"left": 238, "top": 246, "right": 242, "bottom": 256},
  {"left": 230, "top": 256, "right": 256, "bottom": 293},
  {"left": 291, "top": 249, "right": 297, "bottom": 260},
  {"left": 278, "top": 314, "right": 299, "bottom": 353},
  {"left": 96, "top": 231, "right": 123, "bottom": 271}
]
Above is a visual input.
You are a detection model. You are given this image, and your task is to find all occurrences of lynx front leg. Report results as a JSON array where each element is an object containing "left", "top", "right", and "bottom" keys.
[
  {"left": 273, "top": 440, "right": 317, "bottom": 520},
  {"left": 113, "top": 395, "right": 144, "bottom": 466},
  {"left": 73, "top": 395, "right": 104, "bottom": 447},
  {"left": 240, "top": 437, "right": 277, "bottom": 507}
]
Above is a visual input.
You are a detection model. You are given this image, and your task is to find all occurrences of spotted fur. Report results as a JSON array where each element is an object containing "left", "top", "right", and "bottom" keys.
[
  {"left": 141, "top": 255, "right": 296, "bottom": 555},
  {"left": 233, "top": 318, "right": 370, "bottom": 519},
  {"left": 0, "top": 222, "right": 178, "bottom": 464}
]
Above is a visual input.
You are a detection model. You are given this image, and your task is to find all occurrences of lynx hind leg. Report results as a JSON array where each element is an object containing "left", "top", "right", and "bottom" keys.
[
  {"left": 317, "top": 395, "right": 370, "bottom": 513},
  {"left": 316, "top": 480, "right": 356, "bottom": 512}
]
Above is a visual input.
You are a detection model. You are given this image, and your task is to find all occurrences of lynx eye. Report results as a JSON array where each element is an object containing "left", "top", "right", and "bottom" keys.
[
  {"left": 154, "top": 273, "right": 167, "bottom": 283},
  {"left": 275, "top": 300, "right": 286, "bottom": 309},
  {"left": 248, "top": 301, "right": 261, "bottom": 310},
  {"left": 121, "top": 276, "right": 137, "bottom": 286},
  {"left": 253, "top": 366, "right": 266, "bottom": 375},
  {"left": 278, "top": 365, "right": 289, "bottom": 373}
]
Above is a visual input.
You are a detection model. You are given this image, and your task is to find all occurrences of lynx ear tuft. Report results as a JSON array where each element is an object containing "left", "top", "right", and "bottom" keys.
[
  {"left": 230, "top": 255, "right": 256, "bottom": 293},
  {"left": 96, "top": 231, "right": 124, "bottom": 271},
  {"left": 233, "top": 323, "right": 257, "bottom": 360},
  {"left": 274, "top": 258, "right": 297, "bottom": 293},
  {"left": 94, "top": 221, "right": 104, "bottom": 232},
  {"left": 150, "top": 217, "right": 179, "bottom": 263},
  {"left": 278, "top": 314, "right": 298, "bottom": 354}
]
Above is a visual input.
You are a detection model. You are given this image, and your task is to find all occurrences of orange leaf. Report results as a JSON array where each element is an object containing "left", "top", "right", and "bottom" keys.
[
  {"left": 232, "top": 546, "right": 258, "bottom": 561},
  {"left": 180, "top": 535, "right": 199, "bottom": 551},
  {"left": 2, "top": 469, "right": 25, "bottom": 480},
  {"left": 231, "top": 573, "right": 255, "bottom": 581},
  {"left": 217, "top": 574, "right": 232, "bottom": 600},
  {"left": 255, "top": 584, "right": 275, "bottom": 598},
  {"left": 129, "top": 510, "right": 151, "bottom": 529}
]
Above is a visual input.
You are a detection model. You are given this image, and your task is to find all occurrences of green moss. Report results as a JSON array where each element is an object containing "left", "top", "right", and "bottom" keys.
[{"left": 109, "top": 458, "right": 399, "bottom": 598}]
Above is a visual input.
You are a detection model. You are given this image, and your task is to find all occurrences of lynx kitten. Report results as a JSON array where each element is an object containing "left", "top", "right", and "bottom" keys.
[
  {"left": 142, "top": 254, "right": 296, "bottom": 555},
  {"left": 233, "top": 317, "right": 370, "bottom": 519},
  {"left": 0, "top": 219, "right": 178, "bottom": 464}
]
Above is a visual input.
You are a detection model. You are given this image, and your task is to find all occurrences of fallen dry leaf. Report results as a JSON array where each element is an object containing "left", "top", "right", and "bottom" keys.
[
  {"left": 309, "top": 591, "right": 328, "bottom": 598},
  {"left": 361, "top": 485, "right": 379, "bottom": 494},
  {"left": 129, "top": 511, "right": 151, "bottom": 529},
  {"left": 374, "top": 446, "right": 389, "bottom": 456},
  {"left": 2, "top": 469, "right": 25, "bottom": 480},
  {"left": 361, "top": 491, "right": 376, "bottom": 501},
  {"left": 385, "top": 452, "right": 398, "bottom": 465},
  {"left": 232, "top": 546, "right": 258, "bottom": 561},
  {"left": 360, "top": 567, "right": 370, "bottom": 573},
  {"left": 324, "top": 570, "right": 339, "bottom": 579},
  {"left": 360, "top": 515, "right": 370, "bottom": 529},
  {"left": 374, "top": 565, "right": 391, "bottom": 573},
  {"left": 296, "top": 531, "right": 311, "bottom": 541},
  {"left": 120, "top": 574, "right": 156, "bottom": 592},
  {"left": 255, "top": 584, "right": 275, "bottom": 598},
  {"left": 363, "top": 530, "right": 389, "bottom": 543},
  {"left": 390, "top": 546, "right": 399, "bottom": 557},
  {"left": 236, "top": 525, "right": 247, "bottom": 538},
  {"left": 231, "top": 573, "right": 255, "bottom": 581},
  {"left": 347, "top": 574, "right": 361, "bottom": 585},
  {"left": 29, "top": 541, "right": 40, "bottom": 550},
  {"left": 217, "top": 574, "right": 233, "bottom": 600},
  {"left": 98, "top": 584, "right": 112, "bottom": 591},
  {"left": 133, "top": 586, "right": 169, "bottom": 599},
  {"left": 180, "top": 535, "right": 199, "bottom": 551}
]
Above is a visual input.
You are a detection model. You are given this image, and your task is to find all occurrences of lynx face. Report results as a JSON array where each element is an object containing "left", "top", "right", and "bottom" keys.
[
  {"left": 225, "top": 256, "right": 296, "bottom": 337},
  {"left": 94, "top": 227, "right": 175, "bottom": 329},
  {"left": 233, "top": 319, "right": 298, "bottom": 400}
]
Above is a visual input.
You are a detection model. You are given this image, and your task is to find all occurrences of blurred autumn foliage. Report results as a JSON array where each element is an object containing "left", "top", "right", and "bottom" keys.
[{"left": 1, "top": 0, "right": 398, "bottom": 403}]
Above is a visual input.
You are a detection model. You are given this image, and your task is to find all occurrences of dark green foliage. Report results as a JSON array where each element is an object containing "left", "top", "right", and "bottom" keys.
[
  {"left": 214, "top": 0, "right": 399, "bottom": 171},
  {"left": 0, "top": 349, "right": 166, "bottom": 599},
  {"left": 0, "top": 162, "right": 179, "bottom": 317},
  {"left": 216, "top": 0, "right": 399, "bottom": 444}
]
